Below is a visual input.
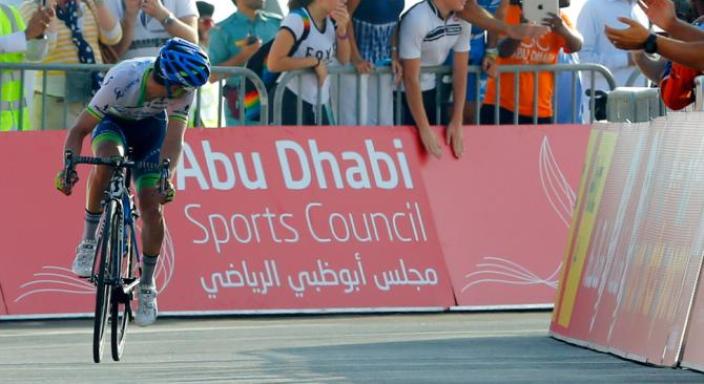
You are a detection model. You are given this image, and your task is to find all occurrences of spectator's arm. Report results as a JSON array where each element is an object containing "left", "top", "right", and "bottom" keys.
[
  {"left": 402, "top": 59, "right": 430, "bottom": 130},
  {"left": 346, "top": 0, "right": 361, "bottom": 59},
  {"left": 266, "top": 29, "right": 319, "bottom": 72},
  {"left": 459, "top": 0, "right": 505, "bottom": 33},
  {"left": 164, "top": 15, "right": 198, "bottom": 43},
  {"left": 335, "top": 27, "right": 351, "bottom": 65},
  {"left": 450, "top": 51, "right": 469, "bottom": 124},
  {"left": 92, "top": 0, "right": 121, "bottom": 45},
  {"left": 606, "top": 18, "right": 704, "bottom": 71},
  {"left": 661, "top": 18, "right": 704, "bottom": 41},
  {"left": 111, "top": 0, "right": 140, "bottom": 58},
  {"left": 555, "top": 15, "right": 582, "bottom": 53},
  {"left": 487, "top": 0, "right": 509, "bottom": 49},
  {"left": 18, "top": 1, "right": 53, "bottom": 58},
  {"left": 631, "top": 51, "right": 667, "bottom": 82},
  {"left": 643, "top": 36, "right": 704, "bottom": 72},
  {"left": 638, "top": 0, "right": 704, "bottom": 41}
]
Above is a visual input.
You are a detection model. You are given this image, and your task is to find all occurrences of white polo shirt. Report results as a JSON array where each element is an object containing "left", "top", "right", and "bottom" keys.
[{"left": 399, "top": 0, "right": 472, "bottom": 91}]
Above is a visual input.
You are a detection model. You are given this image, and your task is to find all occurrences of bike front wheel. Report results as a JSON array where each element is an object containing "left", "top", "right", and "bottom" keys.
[
  {"left": 111, "top": 220, "right": 135, "bottom": 361},
  {"left": 93, "top": 200, "right": 118, "bottom": 363}
]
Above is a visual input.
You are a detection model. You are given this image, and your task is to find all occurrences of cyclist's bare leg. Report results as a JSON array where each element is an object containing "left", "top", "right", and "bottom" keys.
[
  {"left": 134, "top": 187, "right": 162, "bottom": 325},
  {"left": 86, "top": 142, "right": 124, "bottom": 213},
  {"left": 137, "top": 186, "right": 163, "bottom": 286}
]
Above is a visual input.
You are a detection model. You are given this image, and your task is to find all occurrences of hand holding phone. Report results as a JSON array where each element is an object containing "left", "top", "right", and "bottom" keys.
[{"left": 522, "top": 0, "right": 559, "bottom": 25}]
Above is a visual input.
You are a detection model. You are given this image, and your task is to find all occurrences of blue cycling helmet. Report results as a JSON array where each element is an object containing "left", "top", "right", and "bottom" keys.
[{"left": 155, "top": 38, "right": 211, "bottom": 88}]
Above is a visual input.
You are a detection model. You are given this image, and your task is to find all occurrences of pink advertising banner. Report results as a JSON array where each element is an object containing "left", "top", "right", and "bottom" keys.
[
  {"left": 0, "top": 127, "right": 454, "bottom": 316},
  {"left": 552, "top": 114, "right": 704, "bottom": 367},
  {"left": 0, "top": 124, "right": 593, "bottom": 317},
  {"left": 421, "top": 124, "right": 590, "bottom": 308}
]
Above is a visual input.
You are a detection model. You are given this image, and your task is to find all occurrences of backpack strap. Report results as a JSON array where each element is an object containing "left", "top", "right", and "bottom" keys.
[{"left": 288, "top": 8, "right": 312, "bottom": 56}]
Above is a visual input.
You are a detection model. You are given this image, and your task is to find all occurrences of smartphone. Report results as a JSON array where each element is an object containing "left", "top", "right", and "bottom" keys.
[{"left": 522, "top": 0, "right": 559, "bottom": 24}]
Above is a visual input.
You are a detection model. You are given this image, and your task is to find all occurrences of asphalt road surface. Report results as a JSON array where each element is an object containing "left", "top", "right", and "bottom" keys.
[{"left": 1, "top": 312, "right": 702, "bottom": 383}]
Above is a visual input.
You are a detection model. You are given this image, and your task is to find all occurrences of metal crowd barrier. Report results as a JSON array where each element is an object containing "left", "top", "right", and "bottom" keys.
[
  {"left": 2, "top": 62, "right": 624, "bottom": 130},
  {"left": 0, "top": 63, "right": 269, "bottom": 130},
  {"left": 695, "top": 76, "right": 704, "bottom": 111},
  {"left": 273, "top": 63, "right": 618, "bottom": 126}
]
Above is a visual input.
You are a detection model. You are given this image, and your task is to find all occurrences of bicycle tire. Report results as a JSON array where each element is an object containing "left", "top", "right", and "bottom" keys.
[
  {"left": 111, "top": 219, "right": 134, "bottom": 361},
  {"left": 93, "top": 200, "right": 117, "bottom": 364}
]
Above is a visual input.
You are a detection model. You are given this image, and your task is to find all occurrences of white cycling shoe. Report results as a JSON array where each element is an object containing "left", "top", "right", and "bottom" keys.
[
  {"left": 72, "top": 239, "right": 97, "bottom": 277},
  {"left": 134, "top": 284, "right": 158, "bottom": 327}
]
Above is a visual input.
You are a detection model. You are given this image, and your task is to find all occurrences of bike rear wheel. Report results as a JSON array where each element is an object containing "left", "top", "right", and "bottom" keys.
[
  {"left": 93, "top": 201, "right": 118, "bottom": 364},
  {"left": 111, "top": 220, "right": 135, "bottom": 361}
]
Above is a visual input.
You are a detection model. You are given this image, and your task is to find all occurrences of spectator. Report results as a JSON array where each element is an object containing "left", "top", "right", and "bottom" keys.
[
  {"left": 606, "top": 0, "right": 704, "bottom": 103},
  {"left": 481, "top": 0, "right": 582, "bottom": 125},
  {"left": 0, "top": 2, "right": 52, "bottom": 131},
  {"left": 20, "top": 0, "right": 121, "bottom": 130},
  {"left": 190, "top": 0, "right": 221, "bottom": 127},
  {"left": 108, "top": 0, "right": 198, "bottom": 60},
  {"left": 208, "top": 0, "right": 281, "bottom": 125},
  {"left": 577, "top": 0, "right": 648, "bottom": 121},
  {"left": 267, "top": 0, "right": 351, "bottom": 126},
  {"left": 633, "top": 0, "right": 704, "bottom": 82},
  {"left": 336, "top": 0, "right": 404, "bottom": 126},
  {"left": 458, "top": 0, "right": 549, "bottom": 124},
  {"left": 400, "top": 0, "right": 471, "bottom": 159}
]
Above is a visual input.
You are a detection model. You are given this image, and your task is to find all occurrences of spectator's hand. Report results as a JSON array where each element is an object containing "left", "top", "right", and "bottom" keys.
[
  {"left": 638, "top": 0, "right": 676, "bottom": 31},
  {"left": 446, "top": 119, "right": 464, "bottom": 159},
  {"left": 314, "top": 60, "right": 328, "bottom": 86},
  {"left": 25, "top": 6, "right": 53, "bottom": 40},
  {"left": 142, "top": 0, "right": 170, "bottom": 21},
  {"left": 542, "top": 12, "right": 567, "bottom": 34},
  {"left": 238, "top": 38, "right": 262, "bottom": 61},
  {"left": 482, "top": 55, "right": 498, "bottom": 77},
  {"left": 419, "top": 126, "right": 442, "bottom": 159},
  {"left": 124, "top": 0, "right": 142, "bottom": 18},
  {"left": 392, "top": 57, "right": 403, "bottom": 85},
  {"left": 506, "top": 23, "right": 549, "bottom": 40},
  {"left": 330, "top": 3, "right": 350, "bottom": 32},
  {"left": 352, "top": 55, "right": 374, "bottom": 74},
  {"left": 55, "top": 169, "right": 78, "bottom": 196},
  {"left": 605, "top": 17, "right": 650, "bottom": 51}
]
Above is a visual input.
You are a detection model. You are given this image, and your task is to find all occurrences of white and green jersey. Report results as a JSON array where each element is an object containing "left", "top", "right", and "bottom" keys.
[{"left": 87, "top": 58, "right": 193, "bottom": 124}]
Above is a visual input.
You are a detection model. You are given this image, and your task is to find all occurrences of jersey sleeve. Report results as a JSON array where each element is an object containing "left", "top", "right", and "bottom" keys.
[
  {"left": 175, "top": 0, "right": 198, "bottom": 19},
  {"left": 280, "top": 11, "right": 305, "bottom": 42},
  {"left": 453, "top": 20, "right": 472, "bottom": 53},
  {"left": 167, "top": 92, "right": 194, "bottom": 124},
  {"left": 399, "top": 11, "right": 425, "bottom": 60},
  {"left": 86, "top": 69, "right": 122, "bottom": 120}
]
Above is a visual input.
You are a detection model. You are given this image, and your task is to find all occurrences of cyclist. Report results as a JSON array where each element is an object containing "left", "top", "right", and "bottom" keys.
[{"left": 55, "top": 37, "right": 211, "bottom": 326}]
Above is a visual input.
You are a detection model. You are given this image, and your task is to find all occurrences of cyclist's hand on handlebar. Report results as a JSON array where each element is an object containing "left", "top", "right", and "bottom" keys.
[
  {"left": 55, "top": 169, "right": 78, "bottom": 196},
  {"left": 161, "top": 179, "right": 175, "bottom": 204}
]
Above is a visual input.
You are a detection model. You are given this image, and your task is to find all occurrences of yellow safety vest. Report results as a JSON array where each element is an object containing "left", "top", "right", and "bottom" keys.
[{"left": 0, "top": 4, "right": 28, "bottom": 131}]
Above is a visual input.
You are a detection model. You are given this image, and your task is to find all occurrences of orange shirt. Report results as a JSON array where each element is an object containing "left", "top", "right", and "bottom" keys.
[{"left": 483, "top": 6, "right": 574, "bottom": 118}]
